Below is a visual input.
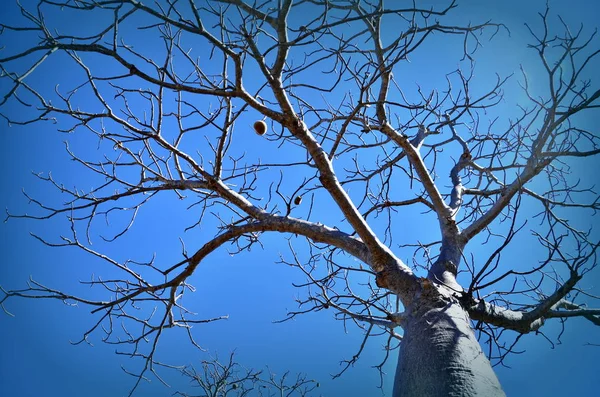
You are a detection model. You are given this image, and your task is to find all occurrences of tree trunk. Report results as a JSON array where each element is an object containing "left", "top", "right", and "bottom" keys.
[{"left": 393, "top": 290, "right": 505, "bottom": 397}]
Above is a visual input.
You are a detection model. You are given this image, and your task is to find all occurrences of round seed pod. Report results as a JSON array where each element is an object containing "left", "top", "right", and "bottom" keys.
[{"left": 253, "top": 120, "right": 267, "bottom": 135}]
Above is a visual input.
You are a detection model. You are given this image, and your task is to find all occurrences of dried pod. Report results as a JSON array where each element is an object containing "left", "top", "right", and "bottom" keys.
[
  {"left": 253, "top": 120, "right": 267, "bottom": 135},
  {"left": 294, "top": 196, "right": 302, "bottom": 205}
]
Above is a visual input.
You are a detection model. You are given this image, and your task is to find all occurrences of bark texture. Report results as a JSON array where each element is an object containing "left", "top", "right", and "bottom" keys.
[{"left": 393, "top": 285, "right": 504, "bottom": 397}]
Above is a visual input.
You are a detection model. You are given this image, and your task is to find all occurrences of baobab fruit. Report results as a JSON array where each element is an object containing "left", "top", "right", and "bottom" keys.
[
  {"left": 253, "top": 120, "right": 267, "bottom": 135},
  {"left": 294, "top": 196, "right": 302, "bottom": 205}
]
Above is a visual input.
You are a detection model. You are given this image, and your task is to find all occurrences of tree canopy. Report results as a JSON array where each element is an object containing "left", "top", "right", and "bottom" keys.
[{"left": 1, "top": 0, "right": 599, "bottom": 396}]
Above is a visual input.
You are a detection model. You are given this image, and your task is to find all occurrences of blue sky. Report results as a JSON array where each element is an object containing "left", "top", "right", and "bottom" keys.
[{"left": 1, "top": 0, "right": 600, "bottom": 396}]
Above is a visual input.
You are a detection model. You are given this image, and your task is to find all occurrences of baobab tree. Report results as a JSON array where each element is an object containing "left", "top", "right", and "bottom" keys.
[{"left": 1, "top": 0, "right": 599, "bottom": 396}]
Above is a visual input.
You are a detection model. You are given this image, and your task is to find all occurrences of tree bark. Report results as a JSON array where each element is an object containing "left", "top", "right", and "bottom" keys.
[{"left": 393, "top": 286, "right": 505, "bottom": 397}]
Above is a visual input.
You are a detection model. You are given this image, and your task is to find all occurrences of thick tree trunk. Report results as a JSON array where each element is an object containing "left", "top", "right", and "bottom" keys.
[{"left": 393, "top": 291, "right": 505, "bottom": 397}]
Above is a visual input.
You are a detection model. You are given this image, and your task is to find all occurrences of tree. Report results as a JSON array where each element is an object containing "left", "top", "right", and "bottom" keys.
[
  {"left": 1, "top": 0, "right": 599, "bottom": 396},
  {"left": 174, "top": 353, "right": 320, "bottom": 397}
]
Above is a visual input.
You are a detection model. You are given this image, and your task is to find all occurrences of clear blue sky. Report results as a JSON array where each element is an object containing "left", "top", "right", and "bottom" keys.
[{"left": 1, "top": 0, "right": 599, "bottom": 396}]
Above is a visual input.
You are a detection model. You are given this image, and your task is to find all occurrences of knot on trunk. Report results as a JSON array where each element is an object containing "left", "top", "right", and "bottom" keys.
[
  {"left": 442, "top": 260, "right": 457, "bottom": 275},
  {"left": 375, "top": 269, "right": 390, "bottom": 289}
]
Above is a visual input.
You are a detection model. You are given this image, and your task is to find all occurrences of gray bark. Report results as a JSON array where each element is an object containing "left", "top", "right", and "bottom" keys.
[{"left": 393, "top": 289, "right": 504, "bottom": 397}]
